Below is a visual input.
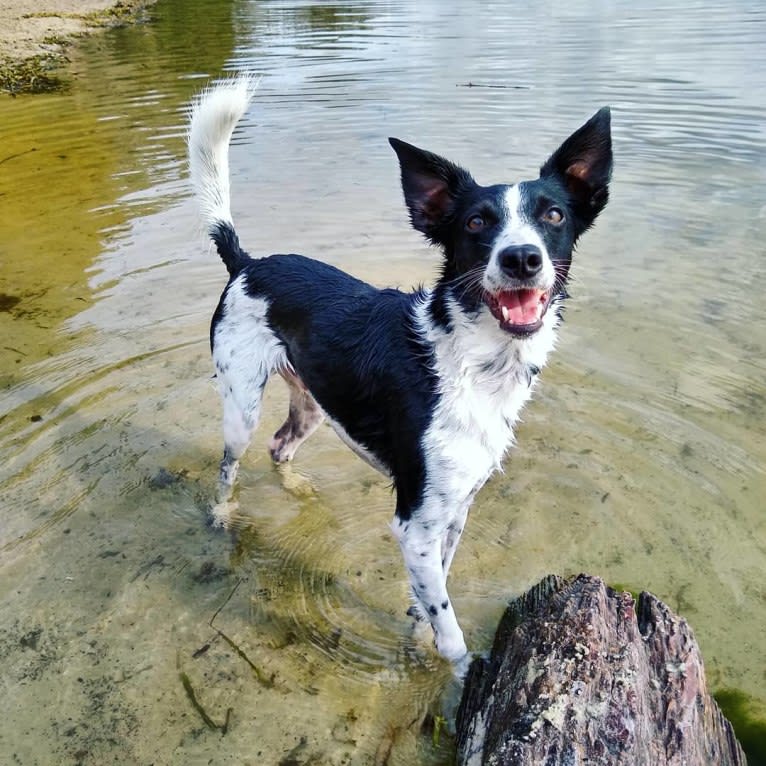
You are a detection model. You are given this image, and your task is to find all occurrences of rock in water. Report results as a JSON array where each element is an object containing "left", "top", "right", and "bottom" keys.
[{"left": 456, "top": 574, "right": 746, "bottom": 765}]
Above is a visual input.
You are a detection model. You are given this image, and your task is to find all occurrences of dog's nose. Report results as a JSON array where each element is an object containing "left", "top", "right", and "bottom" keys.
[{"left": 498, "top": 245, "right": 543, "bottom": 280}]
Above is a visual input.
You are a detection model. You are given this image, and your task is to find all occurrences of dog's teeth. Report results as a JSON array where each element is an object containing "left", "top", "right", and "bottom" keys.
[{"left": 501, "top": 306, "right": 509, "bottom": 322}]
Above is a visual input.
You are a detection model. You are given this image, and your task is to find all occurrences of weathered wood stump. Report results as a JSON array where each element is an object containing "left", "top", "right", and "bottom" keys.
[{"left": 456, "top": 574, "right": 746, "bottom": 765}]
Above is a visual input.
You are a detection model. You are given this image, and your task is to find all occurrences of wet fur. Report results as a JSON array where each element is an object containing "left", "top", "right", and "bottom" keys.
[{"left": 188, "top": 77, "right": 612, "bottom": 662}]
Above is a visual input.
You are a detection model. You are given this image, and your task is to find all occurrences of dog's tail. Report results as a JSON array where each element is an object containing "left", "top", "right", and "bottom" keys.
[{"left": 188, "top": 75, "right": 258, "bottom": 276}]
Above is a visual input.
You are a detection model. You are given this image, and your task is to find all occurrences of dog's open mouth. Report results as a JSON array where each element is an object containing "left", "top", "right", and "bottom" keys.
[{"left": 485, "top": 288, "right": 552, "bottom": 335}]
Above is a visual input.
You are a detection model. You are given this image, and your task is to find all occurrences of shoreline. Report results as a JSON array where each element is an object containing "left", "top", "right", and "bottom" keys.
[{"left": 0, "top": 0, "right": 156, "bottom": 94}]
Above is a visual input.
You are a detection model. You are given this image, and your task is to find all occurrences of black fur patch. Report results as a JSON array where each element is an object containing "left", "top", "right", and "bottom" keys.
[{"left": 228, "top": 254, "right": 443, "bottom": 521}]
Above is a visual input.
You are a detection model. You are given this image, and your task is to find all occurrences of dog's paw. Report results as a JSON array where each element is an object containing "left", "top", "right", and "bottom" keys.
[
  {"left": 268, "top": 430, "right": 296, "bottom": 463},
  {"left": 268, "top": 445, "right": 291, "bottom": 464},
  {"left": 434, "top": 630, "right": 467, "bottom": 664},
  {"left": 451, "top": 650, "right": 475, "bottom": 680},
  {"left": 208, "top": 498, "right": 238, "bottom": 529}
]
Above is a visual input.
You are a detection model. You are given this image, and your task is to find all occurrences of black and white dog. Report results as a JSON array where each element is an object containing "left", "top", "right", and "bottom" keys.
[{"left": 188, "top": 78, "right": 612, "bottom": 662}]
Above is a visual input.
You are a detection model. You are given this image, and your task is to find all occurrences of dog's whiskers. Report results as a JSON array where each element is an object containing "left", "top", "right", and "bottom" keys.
[{"left": 444, "top": 265, "right": 486, "bottom": 304}]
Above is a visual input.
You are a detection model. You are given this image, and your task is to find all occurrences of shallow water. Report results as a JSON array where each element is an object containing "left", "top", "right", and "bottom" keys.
[{"left": 1, "top": 0, "right": 765, "bottom": 763}]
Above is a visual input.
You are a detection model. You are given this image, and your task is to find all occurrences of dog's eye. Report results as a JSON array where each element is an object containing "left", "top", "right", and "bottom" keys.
[
  {"left": 543, "top": 207, "right": 565, "bottom": 225},
  {"left": 466, "top": 214, "right": 485, "bottom": 232}
]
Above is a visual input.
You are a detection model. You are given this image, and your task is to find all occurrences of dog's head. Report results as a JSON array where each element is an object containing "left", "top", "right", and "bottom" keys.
[{"left": 390, "top": 108, "right": 612, "bottom": 337}]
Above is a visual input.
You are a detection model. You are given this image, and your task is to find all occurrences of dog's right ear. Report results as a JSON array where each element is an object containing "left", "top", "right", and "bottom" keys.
[{"left": 389, "top": 138, "right": 475, "bottom": 244}]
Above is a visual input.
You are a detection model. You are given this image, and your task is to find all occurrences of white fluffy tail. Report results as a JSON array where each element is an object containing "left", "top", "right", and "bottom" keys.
[{"left": 188, "top": 75, "right": 258, "bottom": 235}]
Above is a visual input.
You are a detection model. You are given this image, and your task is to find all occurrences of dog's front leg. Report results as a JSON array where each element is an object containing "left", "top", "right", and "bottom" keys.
[
  {"left": 440, "top": 484, "right": 482, "bottom": 578},
  {"left": 392, "top": 510, "right": 468, "bottom": 662}
]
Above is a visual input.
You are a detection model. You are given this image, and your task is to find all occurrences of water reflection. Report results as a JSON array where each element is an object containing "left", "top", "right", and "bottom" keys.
[{"left": 1, "top": 0, "right": 764, "bottom": 763}]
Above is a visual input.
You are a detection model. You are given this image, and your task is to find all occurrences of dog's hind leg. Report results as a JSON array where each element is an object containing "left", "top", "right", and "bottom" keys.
[
  {"left": 212, "top": 290, "right": 287, "bottom": 507},
  {"left": 217, "top": 381, "right": 265, "bottom": 502},
  {"left": 268, "top": 368, "right": 324, "bottom": 463},
  {"left": 209, "top": 384, "right": 263, "bottom": 529}
]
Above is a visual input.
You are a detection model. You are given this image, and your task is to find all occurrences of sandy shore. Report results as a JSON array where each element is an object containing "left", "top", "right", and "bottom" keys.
[{"left": 0, "top": 0, "right": 154, "bottom": 61}]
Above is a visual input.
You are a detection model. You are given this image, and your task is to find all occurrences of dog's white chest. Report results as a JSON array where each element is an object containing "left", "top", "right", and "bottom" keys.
[
  {"left": 418, "top": 298, "right": 557, "bottom": 502},
  {"left": 425, "top": 366, "right": 533, "bottom": 494}
]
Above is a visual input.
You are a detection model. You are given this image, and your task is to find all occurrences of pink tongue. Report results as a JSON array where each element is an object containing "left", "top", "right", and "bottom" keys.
[{"left": 500, "top": 289, "right": 542, "bottom": 324}]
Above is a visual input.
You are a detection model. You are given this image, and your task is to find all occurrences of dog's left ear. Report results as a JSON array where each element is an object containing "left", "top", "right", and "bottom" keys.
[
  {"left": 389, "top": 137, "right": 475, "bottom": 245},
  {"left": 540, "top": 107, "right": 613, "bottom": 234}
]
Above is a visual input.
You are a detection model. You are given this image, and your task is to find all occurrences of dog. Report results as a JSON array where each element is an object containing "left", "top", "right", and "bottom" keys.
[{"left": 188, "top": 77, "right": 612, "bottom": 662}]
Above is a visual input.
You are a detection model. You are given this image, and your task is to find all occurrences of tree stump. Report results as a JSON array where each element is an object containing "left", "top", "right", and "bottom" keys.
[{"left": 456, "top": 574, "right": 746, "bottom": 765}]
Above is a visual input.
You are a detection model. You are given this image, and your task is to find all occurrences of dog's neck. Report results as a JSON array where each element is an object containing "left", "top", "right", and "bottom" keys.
[
  {"left": 413, "top": 283, "right": 561, "bottom": 472},
  {"left": 417, "top": 284, "right": 561, "bottom": 394}
]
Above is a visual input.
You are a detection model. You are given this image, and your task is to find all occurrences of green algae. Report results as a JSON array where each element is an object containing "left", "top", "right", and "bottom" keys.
[
  {"left": 0, "top": 54, "right": 63, "bottom": 95},
  {"left": 714, "top": 689, "right": 766, "bottom": 766}
]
